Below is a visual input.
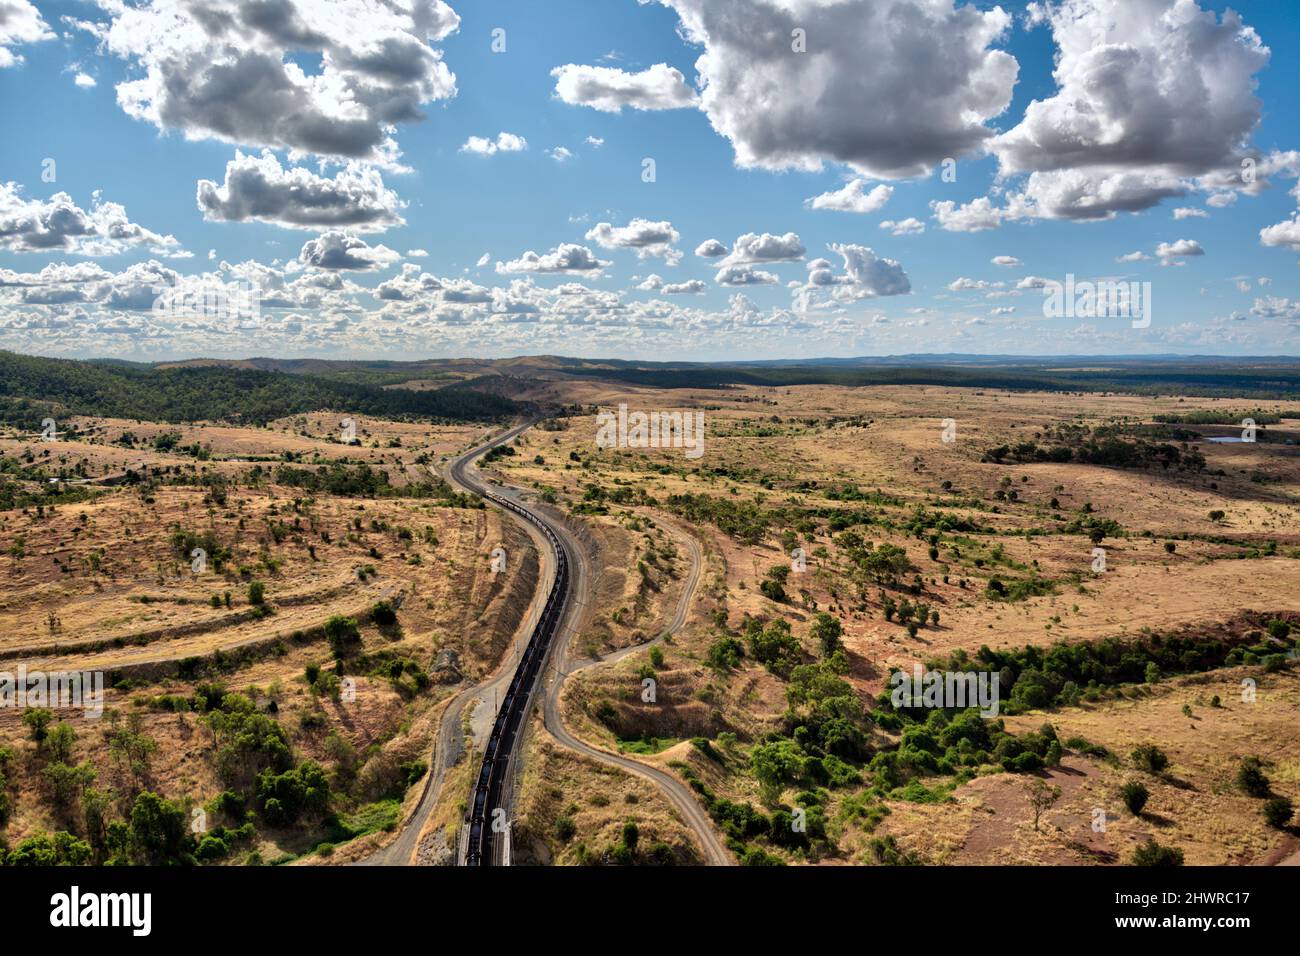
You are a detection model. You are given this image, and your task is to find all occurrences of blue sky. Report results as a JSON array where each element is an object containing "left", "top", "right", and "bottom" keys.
[{"left": 1, "top": 0, "right": 1299, "bottom": 361}]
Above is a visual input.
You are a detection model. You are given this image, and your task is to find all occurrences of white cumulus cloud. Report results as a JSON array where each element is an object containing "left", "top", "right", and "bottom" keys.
[
  {"left": 879, "top": 218, "right": 925, "bottom": 236},
  {"left": 1155, "top": 238, "right": 1205, "bottom": 265},
  {"left": 719, "top": 232, "right": 805, "bottom": 267},
  {"left": 991, "top": 0, "right": 1270, "bottom": 220},
  {"left": 805, "top": 180, "right": 892, "bottom": 214},
  {"left": 80, "top": 0, "right": 462, "bottom": 164},
  {"left": 550, "top": 62, "right": 697, "bottom": 113},
  {"left": 0, "top": 183, "right": 180, "bottom": 256},
  {"left": 649, "top": 0, "right": 1017, "bottom": 178},
  {"left": 497, "top": 243, "right": 612, "bottom": 275},
  {"left": 586, "top": 219, "right": 682, "bottom": 263},
  {"left": 461, "top": 132, "right": 528, "bottom": 156},
  {"left": 0, "top": 0, "right": 52, "bottom": 69}
]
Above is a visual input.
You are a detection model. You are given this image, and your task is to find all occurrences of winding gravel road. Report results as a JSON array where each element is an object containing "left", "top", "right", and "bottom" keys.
[{"left": 540, "top": 520, "right": 734, "bottom": 866}]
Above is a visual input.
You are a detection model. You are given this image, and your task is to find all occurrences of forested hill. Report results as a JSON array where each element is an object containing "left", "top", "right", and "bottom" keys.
[{"left": 0, "top": 351, "right": 520, "bottom": 426}]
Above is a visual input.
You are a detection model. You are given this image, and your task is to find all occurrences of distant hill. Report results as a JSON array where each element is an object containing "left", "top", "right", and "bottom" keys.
[
  {"left": 10, "top": 352, "right": 1300, "bottom": 420},
  {"left": 0, "top": 351, "right": 521, "bottom": 428},
  {"left": 553, "top": 358, "right": 1300, "bottom": 398}
]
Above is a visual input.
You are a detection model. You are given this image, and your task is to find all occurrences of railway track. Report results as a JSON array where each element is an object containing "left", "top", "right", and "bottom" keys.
[
  {"left": 452, "top": 423, "right": 576, "bottom": 867},
  {"left": 450, "top": 420, "right": 729, "bottom": 866}
]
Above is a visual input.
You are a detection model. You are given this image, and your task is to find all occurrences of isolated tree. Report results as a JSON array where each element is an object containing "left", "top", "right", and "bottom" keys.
[
  {"left": 621, "top": 821, "right": 640, "bottom": 853},
  {"left": 43, "top": 761, "right": 96, "bottom": 815},
  {"left": 859, "top": 544, "right": 911, "bottom": 585},
  {"left": 1028, "top": 779, "right": 1060, "bottom": 832},
  {"left": 82, "top": 787, "right": 111, "bottom": 852},
  {"left": 324, "top": 615, "right": 361, "bottom": 658},
  {"left": 46, "top": 722, "right": 77, "bottom": 764},
  {"left": 127, "top": 790, "right": 190, "bottom": 865},
  {"left": 106, "top": 711, "right": 159, "bottom": 789},
  {"left": 745, "top": 618, "right": 800, "bottom": 678},
  {"left": 751, "top": 738, "right": 807, "bottom": 804},
  {"left": 370, "top": 600, "right": 397, "bottom": 626},
  {"left": 21, "top": 708, "right": 53, "bottom": 747},
  {"left": 7, "top": 535, "right": 25, "bottom": 569}
]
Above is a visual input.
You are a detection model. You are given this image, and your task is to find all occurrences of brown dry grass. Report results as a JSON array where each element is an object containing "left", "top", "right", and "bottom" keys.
[
  {"left": 513, "top": 717, "right": 701, "bottom": 865},
  {"left": 492, "top": 381, "right": 1300, "bottom": 865},
  {"left": 0, "top": 417, "right": 535, "bottom": 860}
]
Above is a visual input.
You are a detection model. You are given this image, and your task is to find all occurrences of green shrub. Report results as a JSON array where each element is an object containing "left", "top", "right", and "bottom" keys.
[
  {"left": 324, "top": 616, "right": 361, "bottom": 657},
  {"left": 256, "top": 761, "right": 331, "bottom": 827},
  {"left": 1263, "top": 797, "right": 1293, "bottom": 829},
  {"left": 195, "top": 835, "right": 230, "bottom": 862},
  {"left": 1121, "top": 781, "right": 1149, "bottom": 815},
  {"left": 706, "top": 637, "right": 744, "bottom": 670},
  {"left": 1131, "top": 839, "right": 1184, "bottom": 866},
  {"left": 1131, "top": 743, "right": 1169, "bottom": 774},
  {"left": 1236, "top": 757, "right": 1271, "bottom": 797},
  {"left": 745, "top": 618, "right": 801, "bottom": 678}
]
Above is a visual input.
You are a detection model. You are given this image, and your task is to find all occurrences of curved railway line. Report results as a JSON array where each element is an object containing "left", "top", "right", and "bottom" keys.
[
  {"left": 450, "top": 423, "right": 577, "bottom": 867},
  {"left": 444, "top": 419, "right": 728, "bottom": 866}
]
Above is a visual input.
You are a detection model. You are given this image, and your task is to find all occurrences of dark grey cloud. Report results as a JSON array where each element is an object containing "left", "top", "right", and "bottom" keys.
[
  {"left": 197, "top": 150, "right": 405, "bottom": 231},
  {"left": 299, "top": 230, "right": 401, "bottom": 271}
]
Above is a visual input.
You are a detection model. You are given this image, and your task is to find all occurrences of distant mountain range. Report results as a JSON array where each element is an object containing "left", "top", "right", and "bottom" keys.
[{"left": 5, "top": 350, "right": 1300, "bottom": 429}]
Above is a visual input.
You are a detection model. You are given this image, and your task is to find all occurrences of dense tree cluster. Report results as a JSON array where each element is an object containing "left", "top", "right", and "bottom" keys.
[
  {"left": 982, "top": 422, "right": 1208, "bottom": 472},
  {"left": 0, "top": 350, "right": 518, "bottom": 429},
  {"left": 665, "top": 493, "right": 770, "bottom": 544},
  {"left": 905, "top": 628, "right": 1298, "bottom": 716}
]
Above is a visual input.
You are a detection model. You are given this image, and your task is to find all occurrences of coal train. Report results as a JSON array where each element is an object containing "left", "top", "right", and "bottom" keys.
[{"left": 463, "top": 487, "right": 570, "bottom": 866}]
